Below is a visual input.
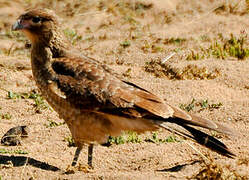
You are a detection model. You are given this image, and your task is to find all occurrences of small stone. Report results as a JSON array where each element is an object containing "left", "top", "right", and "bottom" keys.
[{"left": 1, "top": 126, "right": 29, "bottom": 146}]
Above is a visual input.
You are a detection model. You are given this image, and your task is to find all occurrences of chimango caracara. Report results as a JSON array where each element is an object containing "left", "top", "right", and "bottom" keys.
[{"left": 12, "top": 9, "right": 235, "bottom": 169}]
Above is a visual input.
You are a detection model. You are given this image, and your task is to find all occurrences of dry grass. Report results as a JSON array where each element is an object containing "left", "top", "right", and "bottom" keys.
[
  {"left": 144, "top": 59, "right": 220, "bottom": 80},
  {"left": 192, "top": 157, "right": 248, "bottom": 180}
]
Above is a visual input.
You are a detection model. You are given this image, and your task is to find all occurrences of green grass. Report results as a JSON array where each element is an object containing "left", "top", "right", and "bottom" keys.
[
  {"left": 7, "top": 91, "right": 22, "bottom": 99},
  {"left": 63, "top": 28, "right": 82, "bottom": 45},
  {"left": 7, "top": 91, "right": 50, "bottom": 112},
  {"left": 0, "top": 148, "right": 28, "bottom": 155},
  {"left": 179, "top": 98, "right": 196, "bottom": 112},
  {"left": 0, "top": 113, "right": 12, "bottom": 120},
  {"left": 46, "top": 119, "right": 64, "bottom": 128},
  {"left": 186, "top": 50, "right": 205, "bottom": 60},
  {"left": 108, "top": 135, "right": 125, "bottom": 145},
  {"left": 165, "top": 135, "right": 179, "bottom": 143},
  {"left": 120, "top": 40, "right": 131, "bottom": 48},
  {"left": 108, "top": 131, "right": 141, "bottom": 145},
  {"left": 126, "top": 131, "right": 141, "bottom": 143},
  {"left": 187, "top": 33, "right": 249, "bottom": 60},
  {"left": 151, "top": 45, "right": 164, "bottom": 53},
  {"left": 64, "top": 136, "right": 75, "bottom": 147},
  {"left": 122, "top": 68, "right": 132, "bottom": 78},
  {"left": 145, "top": 132, "right": 179, "bottom": 143},
  {"left": 180, "top": 98, "right": 223, "bottom": 112}
]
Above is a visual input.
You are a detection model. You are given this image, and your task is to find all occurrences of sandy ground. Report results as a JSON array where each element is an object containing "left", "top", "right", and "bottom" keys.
[{"left": 0, "top": 0, "right": 248, "bottom": 179}]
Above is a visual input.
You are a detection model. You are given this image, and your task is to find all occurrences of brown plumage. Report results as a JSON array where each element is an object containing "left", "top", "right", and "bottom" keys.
[{"left": 12, "top": 9, "right": 235, "bottom": 169}]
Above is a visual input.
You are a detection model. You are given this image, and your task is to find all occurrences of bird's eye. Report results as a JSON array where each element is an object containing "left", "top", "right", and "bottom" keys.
[{"left": 32, "top": 17, "right": 41, "bottom": 23}]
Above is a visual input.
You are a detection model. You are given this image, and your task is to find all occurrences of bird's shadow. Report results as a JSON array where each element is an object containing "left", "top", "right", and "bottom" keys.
[
  {"left": 0, "top": 154, "right": 60, "bottom": 172},
  {"left": 157, "top": 160, "right": 201, "bottom": 172}
]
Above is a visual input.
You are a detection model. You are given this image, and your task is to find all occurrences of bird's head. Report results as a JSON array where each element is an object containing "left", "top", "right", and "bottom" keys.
[{"left": 12, "top": 9, "right": 61, "bottom": 44}]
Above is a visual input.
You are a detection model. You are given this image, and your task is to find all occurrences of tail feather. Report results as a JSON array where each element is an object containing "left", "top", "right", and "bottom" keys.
[
  {"left": 187, "top": 114, "right": 235, "bottom": 136},
  {"left": 169, "top": 106, "right": 235, "bottom": 135},
  {"left": 181, "top": 124, "right": 235, "bottom": 157},
  {"left": 157, "top": 121, "right": 235, "bottom": 158}
]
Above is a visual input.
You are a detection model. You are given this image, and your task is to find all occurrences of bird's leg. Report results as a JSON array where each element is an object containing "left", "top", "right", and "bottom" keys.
[
  {"left": 88, "top": 144, "right": 94, "bottom": 168},
  {"left": 71, "top": 147, "right": 82, "bottom": 166}
]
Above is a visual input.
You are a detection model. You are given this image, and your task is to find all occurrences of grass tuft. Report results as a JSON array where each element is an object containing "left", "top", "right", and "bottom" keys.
[
  {"left": 187, "top": 33, "right": 249, "bottom": 60},
  {"left": 145, "top": 132, "right": 179, "bottom": 144},
  {"left": 108, "top": 131, "right": 141, "bottom": 145},
  {"left": 46, "top": 119, "right": 64, "bottom": 128},
  {"left": 120, "top": 40, "right": 131, "bottom": 48},
  {"left": 64, "top": 136, "right": 75, "bottom": 147},
  {"left": 0, "top": 113, "right": 12, "bottom": 120},
  {"left": 0, "top": 148, "right": 28, "bottom": 155},
  {"left": 192, "top": 157, "right": 248, "bottom": 180},
  {"left": 144, "top": 60, "right": 220, "bottom": 80},
  {"left": 7, "top": 90, "right": 50, "bottom": 113},
  {"left": 180, "top": 98, "right": 223, "bottom": 112},
  {"left": 63, "top": 28, "right": 82, "bottom": 45}
]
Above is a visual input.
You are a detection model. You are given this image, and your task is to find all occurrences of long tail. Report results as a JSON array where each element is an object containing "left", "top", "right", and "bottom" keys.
[{"left": 157, "top": 120, "right": 235, "bottom": 158}]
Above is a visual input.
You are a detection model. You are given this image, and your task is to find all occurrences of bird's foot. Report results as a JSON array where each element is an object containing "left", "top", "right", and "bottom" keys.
[{"left": 65, "top": 163, "right": 93, "bottom": 174}]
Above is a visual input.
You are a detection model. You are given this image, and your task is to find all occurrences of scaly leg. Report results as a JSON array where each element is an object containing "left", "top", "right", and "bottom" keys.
[
  {"left": 88, "top": 144, "right": 94, "bottom": 168},
  {"left": 71, "top": 147, "right": 82, "bottom": 166}
]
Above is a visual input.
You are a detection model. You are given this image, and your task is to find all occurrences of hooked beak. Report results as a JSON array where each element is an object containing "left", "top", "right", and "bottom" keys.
[{"left": 12, "top": 19, "right": 24, "bottom": 31}]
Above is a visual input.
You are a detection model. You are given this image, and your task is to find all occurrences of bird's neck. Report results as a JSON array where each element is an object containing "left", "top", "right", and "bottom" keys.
[
  {"left": 30, "top": 41, "right": 56, "bottom": 86},
  {"left": 31, "top": 28, "right": 72, "bottom": 57}
]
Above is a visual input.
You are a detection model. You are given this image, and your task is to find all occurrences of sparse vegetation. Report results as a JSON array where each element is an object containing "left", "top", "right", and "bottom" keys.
[
  {"left": 46, "top": 119, "right": 64, "bottom": 128},
  {"left": 179, "top": 98, "right": 223, "bottom": 112},
  {"left": 108, "top": 131, "right": 141, "bottom": 145},
  {"left": 2, "top": 30, "right": 26, "bottom": 42},
  {"left": 63, "top": 28, "right": 82, "bottom": 45},
  {"left": 0, "top": 113, "right": 12, "bottom": 120},
  {"left": 101, "top": 1, "right": 153, "bottom": 18},
  {"left": 186, "top": 50, "right": 205, "bottom": 61},
  {"left": 122, "top": 68, "right": 132, "bottom": 78},
  {"left": 145, "top": 132, "right": 179, "bottom": 143},
  {"left": 107, "top": 132, "right": 180, "bottom": 145},
  {"left": 144, "top": 60, "right": 220, "bottom": 80},
  {"left": 209, "top": 33, "right": 249, "bottom": 60},
  {"left": 164, "top": 37, "right": 187, "bottom": 45},
  {"left": 7, "top": 91, "right": 22, "bottom": 99},
  {"left": 0, "top": 0, "right": 248, "bottom": 178},
  {"left": 120, "top": 40, "right": 131, "bottom": 48},
  {"left": 192, "top": 158, "right": 248, "bottom": 180},
  {"left": 0, "top": 148, "right": 28, "bottom": 155},
  {"left": 165, "top": 135, "right": 179, "bottom": 143},
  {"left": 214, "top": 0, "right": 249, "bottom": 15},
  {"left": 64, "top": 136, "right": 75, "bottom": 147},
  {"left": 237, "top": 156, "right": 249, "bottom": 166},
  {"left": 108, "top": 135, "right": 125, "bottom": 145},
  {"left": 7, "top": 90, "right": 50, "bottom": 112},
  {"left": 187, "top": 33, "right": 249, "bottom": 60},
  {"left": 140, "top": 37, "right": 184, "bottom": 53}
]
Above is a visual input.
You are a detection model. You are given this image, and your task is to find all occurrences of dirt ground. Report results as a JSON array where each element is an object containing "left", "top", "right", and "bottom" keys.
[{"left": 0, "top": 0, "right": 248, "bottom": 179}]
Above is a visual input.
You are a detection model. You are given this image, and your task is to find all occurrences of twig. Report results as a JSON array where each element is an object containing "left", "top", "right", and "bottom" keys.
[
  {"left": 184, "top": 141, "right": 209, "bottom": 162},
  {"left": 161, "top": 52, "right": 176, "bottom": 64}
]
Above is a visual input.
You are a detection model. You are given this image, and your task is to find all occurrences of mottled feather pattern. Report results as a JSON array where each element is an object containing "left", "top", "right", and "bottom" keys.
[
  {"left": 52, "top": 56, "right": 175, "bottom": 119},
  {"left": 13, "top": 8, "right": 235, "bottom": 164}
]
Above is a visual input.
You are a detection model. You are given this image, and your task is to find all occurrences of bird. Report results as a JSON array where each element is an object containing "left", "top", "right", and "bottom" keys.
[{"left": 12, "top": 8, "right": 235, "bottom": 169}]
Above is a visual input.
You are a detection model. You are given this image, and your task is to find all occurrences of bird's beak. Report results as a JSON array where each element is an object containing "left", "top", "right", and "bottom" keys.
[{"left": 12, "top": 19, "right": 24, "bottom": 31}]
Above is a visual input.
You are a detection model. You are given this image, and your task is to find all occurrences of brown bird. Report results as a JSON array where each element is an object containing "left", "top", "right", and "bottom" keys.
[{"left": 12, "top": 9, "right": 234, "bottom": 169}]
